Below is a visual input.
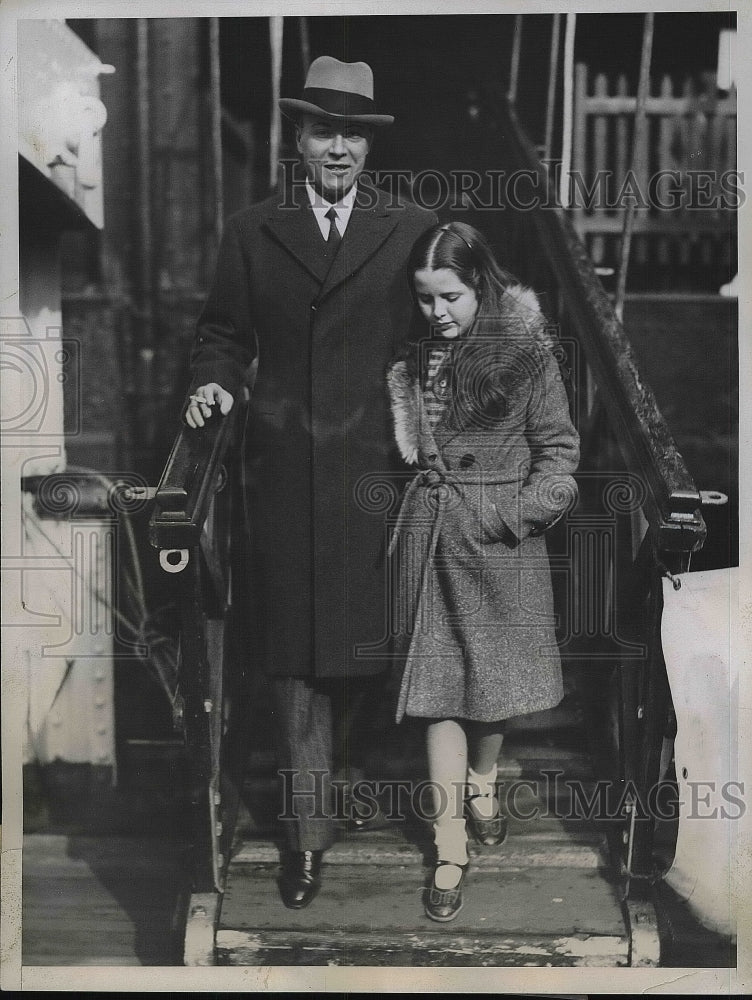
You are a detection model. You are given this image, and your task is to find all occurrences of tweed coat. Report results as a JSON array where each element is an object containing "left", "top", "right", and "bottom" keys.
[
  {"left": 386, "top": 284, "right": 580, "bottom": 722},
  {"left": 190, "top": 181, "right": 436, "bottom": 678}
]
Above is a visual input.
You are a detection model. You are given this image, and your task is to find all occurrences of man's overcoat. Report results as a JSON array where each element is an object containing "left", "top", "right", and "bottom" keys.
[
  {"left": 386, "top": 286, "right": 580, "bottom": 722},
  {"left": 191, "top": 182, "right": 436, "bottom": 678}
]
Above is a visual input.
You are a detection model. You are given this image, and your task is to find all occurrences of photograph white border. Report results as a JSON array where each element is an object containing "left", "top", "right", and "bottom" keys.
[{"left": 1, "top": 0, "right": 749, "bottom": 993}]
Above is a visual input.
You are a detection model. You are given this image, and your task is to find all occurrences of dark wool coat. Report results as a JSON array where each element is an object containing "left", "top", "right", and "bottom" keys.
[
  {"left": 386, "top": 284, "right": 580, "bottom": 723},
  {"left": 190, "top": 183, "right": 436, "bottom": 678}
]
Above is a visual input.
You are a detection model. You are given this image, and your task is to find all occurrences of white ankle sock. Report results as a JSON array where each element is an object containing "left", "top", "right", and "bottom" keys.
[
  {"left": 434, "top": 862, "right": 464, "bottom": 890},
  {"left": 466, "top": 764, "right": 498, "bottom": 819},
  {"left": 433, "top": 818, "right": 468, "bottom": 870}
]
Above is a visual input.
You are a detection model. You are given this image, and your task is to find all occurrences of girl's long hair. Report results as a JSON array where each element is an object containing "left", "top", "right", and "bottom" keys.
[
  {"left": 404, "top": 222, "right": 542, "bottom": 429},
  {"left": 406, "top": 221, "right": 516, "bottom": 324}
]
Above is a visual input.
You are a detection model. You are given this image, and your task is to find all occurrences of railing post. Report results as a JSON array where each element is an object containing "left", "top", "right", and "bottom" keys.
[
  {"left": 177, "top": 552, "right": 218, "bottom": 894},
  {"left": 149, "top": 386, "right": 252, "bottom": 963},
  {"left": 630, "top": 558, "right": 670, "bottom": 884},
  {"left": 615, "top": 12, "right": 655, "bottom": 321},
  {"left": 543, "top": 13, "right": 561, "bottom": 163},
  {"left": 571, "top": 63, "right": 588, "bottom": 280},
  {"left": 558, "top": 13, "right": 577, "bottom": 208},
  {"left": 507, "top": 14, "right": 523, "bottom": 106},
  {"left": 209, "top": 17, "right": 223, "bottom": 246},
  {"left": 268, "top": 16, "right": 284, "bottom": 191}
]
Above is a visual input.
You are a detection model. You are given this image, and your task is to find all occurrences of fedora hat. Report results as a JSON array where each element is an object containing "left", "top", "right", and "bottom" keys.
[{"left": 279, "top": 55, "right": 394, "bottom": 127}]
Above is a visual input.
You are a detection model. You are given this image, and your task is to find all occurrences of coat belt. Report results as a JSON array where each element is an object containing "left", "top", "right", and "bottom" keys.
[{"left": 388, "top": 467, "right": 519, "bottom": 560}]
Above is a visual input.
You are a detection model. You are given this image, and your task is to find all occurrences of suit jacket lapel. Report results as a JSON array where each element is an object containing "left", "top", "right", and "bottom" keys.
[
  {"left": 261, "top": 187, "right": 331, "bottom": 285},
  {"left": 261, "top": 184, "right": 401, "bottom": 298},
  {"left": 318, "top": 187, "right": 400, "bottom": 301}
]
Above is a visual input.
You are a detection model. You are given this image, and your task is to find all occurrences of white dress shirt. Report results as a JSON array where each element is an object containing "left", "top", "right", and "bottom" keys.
[{"left": 305, "top": 180, "right": 358, "bottom": 240}]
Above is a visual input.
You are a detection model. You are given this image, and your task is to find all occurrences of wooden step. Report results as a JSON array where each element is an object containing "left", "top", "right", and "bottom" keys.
[
  {"left": 504, "top": 700, "right": 584, "bottom": 733},
  {"left": 242, "top": 733, "right": 596, "bottom": 796},
  {"left": 236, "top": 762, "right": 612, "bottom": 846},
  {"left": 217, "top": 926, "right": 629, "bottom": 967},
  {"left": 243, "top": 697, "right": 592, "bottom": 786},
  {"left": 228, "top": 833, "right": 609, "bottom": 871},
  {"left": 216, "top": 860, "right": 628, "bottom": 967},
  {"left": 218, "top": 687, "right": 631, "bottom": 967}
]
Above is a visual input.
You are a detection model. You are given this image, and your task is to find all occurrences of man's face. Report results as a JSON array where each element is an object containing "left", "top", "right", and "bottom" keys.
[{"left": 296, "top": 115, "right": 372, "bottom": 202}]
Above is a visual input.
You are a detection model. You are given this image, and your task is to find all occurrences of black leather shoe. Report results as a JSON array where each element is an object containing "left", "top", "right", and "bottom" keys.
[
  {"left": 279, "top": 850, "right": 323, "bottom": 909},
  {"left": 342, "top": 810, "right": 389, "bottom": 833},
  {"left": 340, "top": 797, "right": 391, "bottom": 833},
  {"left": 334, "top": 783, "right": 391, "bottom": 833},
  {"left": 465, "top": 793, "right": 508, "bottom": 847},
  {"left": 424, "top": 861, "right": 468, "bottom": 922}
]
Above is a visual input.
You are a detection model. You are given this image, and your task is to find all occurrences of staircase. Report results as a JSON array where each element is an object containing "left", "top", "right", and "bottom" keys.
[{"left": 214, "top": 694, "right": 632, "bottom": 967}]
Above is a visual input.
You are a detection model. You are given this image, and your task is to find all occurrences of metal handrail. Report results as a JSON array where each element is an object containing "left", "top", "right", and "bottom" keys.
[
  {"left": 498, "top": 96, "right": 706, "bottom": 566},
  {"left": 148, "top": 396, "right": 243, "bottom": 553}
]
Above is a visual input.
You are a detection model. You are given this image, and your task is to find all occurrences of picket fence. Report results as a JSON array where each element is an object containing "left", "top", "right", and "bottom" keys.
[{"left": 570, "top": 64, "right": 737, "bottom": 283}]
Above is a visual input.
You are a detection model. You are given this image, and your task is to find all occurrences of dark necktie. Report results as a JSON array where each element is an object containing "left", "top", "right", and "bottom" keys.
[{"left": 325, "top": 206, "right": 342, "bottom": 249}]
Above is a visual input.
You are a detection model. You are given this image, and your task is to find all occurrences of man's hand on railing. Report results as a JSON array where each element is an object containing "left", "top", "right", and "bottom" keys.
[{"left": 185, "top": 383, "right": 234, "bottom": 428}]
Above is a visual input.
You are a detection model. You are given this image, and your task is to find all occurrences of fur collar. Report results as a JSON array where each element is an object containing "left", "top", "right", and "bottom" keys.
[
  {"left": 386, "top": 359, "right": 422, "bottom": 464},
  {"left": 386, "top": 283, "right": 543, "bottom": 464},
  {"left": 505, "top": 282, "right": 542, "bottom": 316}
]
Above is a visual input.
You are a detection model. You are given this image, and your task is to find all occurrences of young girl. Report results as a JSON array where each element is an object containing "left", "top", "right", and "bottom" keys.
[{"left": 387, "top": 222, "right": 580, "bottom": 922}]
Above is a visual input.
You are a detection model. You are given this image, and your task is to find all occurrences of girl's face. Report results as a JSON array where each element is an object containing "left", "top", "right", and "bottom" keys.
[{"left": 413, "top": 267, "right": 479, "bottom": 339}]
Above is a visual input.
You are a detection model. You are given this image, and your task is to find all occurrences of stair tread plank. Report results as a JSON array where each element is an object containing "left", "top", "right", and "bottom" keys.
[
  {"left": 217, "top": 927, "right": 629, "bottom": 967},
  {"left": 232, "top": 819, "right": 608, "bottom": 850},
  {"left": 228, "top": 836, "right": 609, "bottom": 869},
  {"left": 233, "top": 777, "right": 614, "bottom": 844},
  {"left": 219, "top": 863, "right": 625, "bottom": 938}
]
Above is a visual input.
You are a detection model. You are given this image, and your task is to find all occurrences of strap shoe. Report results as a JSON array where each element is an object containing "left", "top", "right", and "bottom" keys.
[
  {"left": 464, "top": 792, "right": 508, "bottom": 847},
  {"left": 424, "top": 861, "right": 468, "bottom": 922}
]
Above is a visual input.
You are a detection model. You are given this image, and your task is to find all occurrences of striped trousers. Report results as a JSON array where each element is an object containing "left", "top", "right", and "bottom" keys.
[{"left": 272, "top": 674, "right": 386, "bottom": 852}]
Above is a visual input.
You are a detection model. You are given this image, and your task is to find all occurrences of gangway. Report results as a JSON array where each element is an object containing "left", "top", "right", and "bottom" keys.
[{"left": 146, "top": 81, "right": 725, "bottom": 966}]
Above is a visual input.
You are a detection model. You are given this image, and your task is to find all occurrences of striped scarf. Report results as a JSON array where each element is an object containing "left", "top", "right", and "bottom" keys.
[{"left": 422, "top": 344, "right": 454, "bottom": 430}]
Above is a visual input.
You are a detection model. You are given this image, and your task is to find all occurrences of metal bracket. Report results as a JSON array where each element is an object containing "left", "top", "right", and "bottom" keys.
[
  {"left": 159, "top": 548, "right": 189, "bottom": 573},
  {"left": 658, "top": 562, "right": 683, "bottom": 591},
  {"left": 699, "top": 490, "right": 728, "bottom": 506},
  {"left": 626, "top": 894, "right": 661, "bottom": 966},
  {"left": 183, "top": 891, "right": 221, "bottom": 967}
]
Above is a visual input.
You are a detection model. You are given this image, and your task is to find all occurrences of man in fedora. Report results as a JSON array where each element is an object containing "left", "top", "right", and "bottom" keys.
[{"left": 186, "top": 56, "right": 436, "bottom": 908}]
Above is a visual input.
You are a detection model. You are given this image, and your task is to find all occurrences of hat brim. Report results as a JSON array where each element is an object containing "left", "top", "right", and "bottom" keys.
[{"left": 279, "top": 98, "right": 394, "bottom": 127}]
